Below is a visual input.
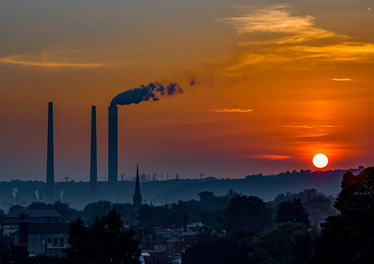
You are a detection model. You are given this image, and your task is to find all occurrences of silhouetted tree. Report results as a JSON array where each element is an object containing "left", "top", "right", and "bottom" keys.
[
  {"left": 26, "top": 202, "right": 47, "bottom": 210},
  {"left": 0, "top": 234, "right": 11, "bottom": 264},
  {"left": 249, "top": 222, "right": 313, "bottom": 264},
  {"left": 276, "top": 198, "right": 310, "bottom": 227},
  {"left": 182, "top": 227, "right": 247, "bottom": 264},
  {"left": 315, "top": 167, "right": 374, "bottom": 263},
  {"left": 11, "top": 245, "right": 29, "bottom": 264},
  {"left": 335, "top": 167, "right": 374, "bottom": 212},
  {"left": 65, "top": 210, "right": 141, "bottom": 264},
  {"left": 315, "top": 209, "right": 374, "bottom": 264},
  {"left": 226, "top": 194, "right": 271, "bottom": 233},
  {"left": 8, "top": 205, "right": 23, "bottom": 213}
]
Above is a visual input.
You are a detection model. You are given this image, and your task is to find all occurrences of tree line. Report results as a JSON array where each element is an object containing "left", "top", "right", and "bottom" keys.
[{"left": 1, "top": 167, "right": 374, "bottom": 263}]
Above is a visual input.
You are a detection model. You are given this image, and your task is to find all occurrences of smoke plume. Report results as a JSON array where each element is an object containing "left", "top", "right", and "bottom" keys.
[
  {"left": 12, "top": 188, "right": 18, "bottom": 200},
  {"left": 111, "top": 82, "right": 183, "bottom": 106},
  {"left": 61, "top": 190, "right": 64, "bottom": 201},
  {"left": 35, "top": 189, "right": 39, "bottom": 200}
]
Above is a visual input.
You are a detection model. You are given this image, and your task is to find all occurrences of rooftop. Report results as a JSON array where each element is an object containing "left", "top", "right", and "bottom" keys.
[{"left": 4, "top": 210, "right": 63, "bottom": 218}]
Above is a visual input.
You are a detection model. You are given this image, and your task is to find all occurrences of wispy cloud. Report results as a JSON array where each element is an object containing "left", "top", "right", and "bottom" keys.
[
  {"left": 0, "top": 55, "right": 104, "bottom": 68},
  {"left": 220, "top": 5, "right": 337, "bottom": 45},
  {"left": 288, "top": 42, "right": 374, "bottom": 62},
  {"left": 245, "top": 154, "right": 291, "bottom": 160},
  {"left": 332, "top": 78, "right": 352, "bottom": 81},
  {"left": 218, "top": 5, "right": 374, "bottom": 68},
  {"left": 211, "top": 108, "right": 253, "bottom": 113}
]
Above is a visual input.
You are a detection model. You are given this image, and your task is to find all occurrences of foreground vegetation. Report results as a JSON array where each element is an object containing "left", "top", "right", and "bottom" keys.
[{"left": 1, "top": 167, "right": 374, "bottom": 263}]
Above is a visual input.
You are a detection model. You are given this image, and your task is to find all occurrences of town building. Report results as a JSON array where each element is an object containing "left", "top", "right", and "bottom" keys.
[{"left": 1, "top": 209, "right": 69, "bottom": 255}]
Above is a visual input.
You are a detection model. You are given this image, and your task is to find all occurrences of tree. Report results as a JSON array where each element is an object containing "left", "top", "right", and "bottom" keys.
[
  {"left": 0, "top": 234, "right": 11, "bottom": 264},
  {"left": 226, "top": 194, "right": 271, "bottom": 233},
  {"left": 276, "top": 198, "right": 310, "bottom": 227},
  {"left": 65, "top": 210, "right": 141, "bottom": 264},
  {"left": 335, "top": 167, "right": 374, "bottom": 212},
  {"left": 314, "top": 209, "right": 374, "bottom": 264},
  {"left": 83, "top": 200, "right": 113, "bottom": 217},
  {"left": 249, "top": 222, "right": 313, "bottom": 264},
  {"left": 315, "top": 167, "right": 374, "bottom": 263},
  {"left": 26, "top": 202, "right": 47, "bottom": 210},
  {"left": 9, "top": 205, "right": 23, "bottom": 213},
  {"left": 182, "top": 227, "right": 247, "bottom": 264}
]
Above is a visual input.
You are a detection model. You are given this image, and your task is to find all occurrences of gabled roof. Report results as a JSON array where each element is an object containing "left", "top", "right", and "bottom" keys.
[
  {"left": 4, "top": 210, "right": 63, "bottom": 218},
  {"left": 13, "top": 223, "right": 70, "bottom": 234}
]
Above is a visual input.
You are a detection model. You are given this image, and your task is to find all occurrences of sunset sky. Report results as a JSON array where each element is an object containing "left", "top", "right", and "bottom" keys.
[{"left": 1, "top": 0, "right": 373, "bottom": 181}]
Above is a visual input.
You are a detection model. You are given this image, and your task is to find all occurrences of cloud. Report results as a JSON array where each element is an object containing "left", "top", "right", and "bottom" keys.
[
  {"left": 217, "top": 5, "right": 374, "bottom": 69},
  {"left": 288, "top": 42, "right": 374, "bottom": 62},
  {"left": 211, "top": 108, "right": 253, "bottom": 113},
  {"left": 0, "top": 55, "right": 104, "bottom": 68},
  {"left": 283, "top": 125, "right": 338, "bottom": 128},
  {"left": 220, "top": 5, "right": 337, "bottom": 45},
  {"left": 245, "top": 154, "right": 291, "bottom": 160},
  {"left": 332, "top": 78, "right": 352, "bottom": 81}
]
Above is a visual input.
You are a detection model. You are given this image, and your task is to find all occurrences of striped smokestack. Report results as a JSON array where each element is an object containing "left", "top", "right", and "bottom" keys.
[
  {"left": 46, "top": 102, "right": 54, "bottom": 202},
  {"left": 108, "top": 105, "right": 118, "bottom": 186},
  {"left": 90, "top": 106, "right": 97, "bottom": 200}
]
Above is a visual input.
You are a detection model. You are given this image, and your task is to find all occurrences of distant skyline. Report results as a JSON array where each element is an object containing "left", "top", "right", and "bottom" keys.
[{"left": 0, "top": 0, "right": 373, "bottom": 181}]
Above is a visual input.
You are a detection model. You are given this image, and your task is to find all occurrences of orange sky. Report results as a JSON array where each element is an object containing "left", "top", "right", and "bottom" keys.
[{"left": 0, "top": 0, "right": 373, "bottom": 181}]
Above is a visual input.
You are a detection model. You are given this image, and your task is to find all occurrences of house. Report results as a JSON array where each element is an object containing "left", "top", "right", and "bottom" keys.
[
  {"left": 1, "top": 209, "right": 65, "bottom": 235},
  {"left": 165, "top": 231, "right": 199, "bottom": 259},
  {"left": 1, "top": 209, "right": 69, "bottom": 255}
]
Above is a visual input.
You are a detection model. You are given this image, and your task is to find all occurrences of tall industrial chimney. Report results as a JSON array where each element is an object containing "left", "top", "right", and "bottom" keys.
[
  {"left": 90, "top": 106, "right": 97, "bottom": 200},
  {"left": 46, "top": 102, "right": 54, "bottom": 202},
  {"left": 108, "top": 105, "right": 118, "bottom": 186}
]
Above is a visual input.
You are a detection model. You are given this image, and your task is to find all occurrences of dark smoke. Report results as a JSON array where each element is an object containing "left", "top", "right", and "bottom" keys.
[{"left": 111, "top": 82, "right": 183, "bottom": 106}]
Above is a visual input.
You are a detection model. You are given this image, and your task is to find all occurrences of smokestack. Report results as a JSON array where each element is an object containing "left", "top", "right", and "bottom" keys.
[
  {"left": 46, "top": 102, "right": 54, "bottom": 202},
  {"left": 108, "top": 105, "right": 118, "bottom": 186},
  {"left": 90, "top": 106, "right": 97, "bottom": 200}
]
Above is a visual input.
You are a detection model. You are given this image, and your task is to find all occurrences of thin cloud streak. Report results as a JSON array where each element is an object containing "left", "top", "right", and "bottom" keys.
[
  {"left": 332, "top": 78, "right": 352, "bottom": 81},
  {"left": 0, "top": 55, "right": 104, "bottom": 68},
  {"left": 211, "top": 108, "right": 253, "bottom": 113},
  {"left": 245, "top": 154, "right": 291, "bottom": 160},
  {"left": 283, "top": 125, "right": 338, "bottom": 128},
  {"left": 289, "top": 42, "right": 374, "bottom": 62}
]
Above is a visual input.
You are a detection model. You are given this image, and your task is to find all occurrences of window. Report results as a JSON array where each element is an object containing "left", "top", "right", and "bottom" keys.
[
  {"left": 54, "top": 238, "right": 57, "bottom": 246},
  {"left": 56, "top": 219, "right": 59, "bottom": 223},
  {"left": 60, "top": 238, "right": 64, "bottom": 246},
  {"left": 47, "top": 219, "right": 50, "bottom": 223},
  {"left": 48, "top": 238, "right": 51, "bottom": 243}
]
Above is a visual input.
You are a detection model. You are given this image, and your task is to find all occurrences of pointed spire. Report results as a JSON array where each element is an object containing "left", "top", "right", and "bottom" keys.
[
  {"left": 133, "top": 164, "right": 142, "bottom": 210},
  {"left": 135, "top": 164, "right": 140, "bottom": 196}
]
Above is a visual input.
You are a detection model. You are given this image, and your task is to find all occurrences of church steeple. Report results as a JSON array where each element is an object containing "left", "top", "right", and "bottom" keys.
[{"left": 133, "top": 164, "right": 142, "bottom": 210}]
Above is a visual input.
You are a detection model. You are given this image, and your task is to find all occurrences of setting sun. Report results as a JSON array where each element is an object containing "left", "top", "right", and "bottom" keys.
[{"left": 313, "top": 154, "right": 329, "bottom": 168}]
